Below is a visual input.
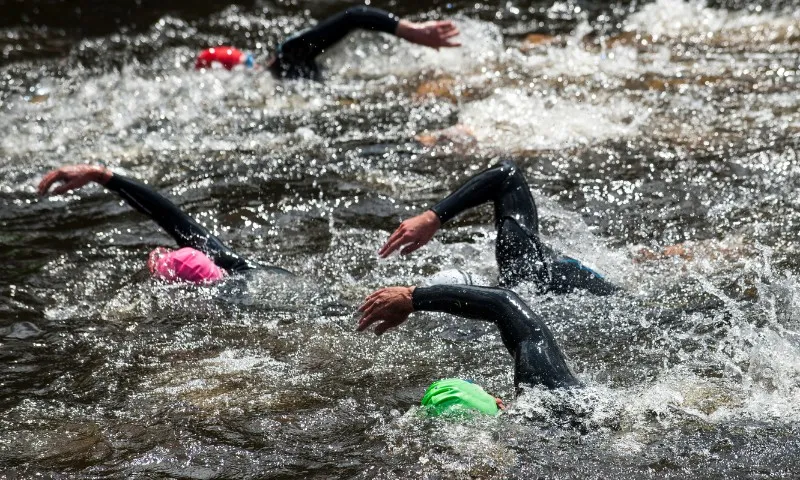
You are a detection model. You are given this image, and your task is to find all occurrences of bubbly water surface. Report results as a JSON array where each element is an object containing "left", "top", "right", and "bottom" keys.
[{"left": 1, "top": 0, "right": 800, "bottom": 477}]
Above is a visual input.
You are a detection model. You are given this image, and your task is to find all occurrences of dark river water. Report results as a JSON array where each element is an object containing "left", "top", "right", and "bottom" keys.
[{"left": 1, "top": 0, "right": 800, "bottom": 477}]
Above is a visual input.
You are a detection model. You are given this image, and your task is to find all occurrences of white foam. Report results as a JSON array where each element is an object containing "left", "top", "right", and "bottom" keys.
[
  {"left": 322, "top": 17, "right": 504, "bottom": 79},
  {"left": 625, "top": 0, "right": 800, "bottom": 43},
  {"left": 0, "top": 66, "right": 327, "bottom": 161},
  {"left": 458, "top": 88, "right": 646, "bottom": 151}
]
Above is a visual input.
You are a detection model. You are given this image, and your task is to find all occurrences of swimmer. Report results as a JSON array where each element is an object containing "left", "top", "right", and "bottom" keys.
[
  {"left": 37, "top": 164, "right": 290, "bottom": 284},
  {"left": 357, "top": 284, "right": 579, "bottom": 413},
  {"left": 196, "top": 6, "right": 461, "bottom": 80},
  {"left": 379, "top": 159, "right": 619, "bottom": 295}
]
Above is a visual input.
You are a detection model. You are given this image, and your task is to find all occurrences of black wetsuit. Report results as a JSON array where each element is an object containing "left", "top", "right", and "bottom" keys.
[
  {"left": 105, "top": 174, "right": 288, "bottom": 275},
  {"left": 413, "top": 284, "right": 580, "bottom": 390},
  {"left": 430, "top": 160, "right": 619, "bottom": 295},
  {"left": 269, "top": 6, "right": 400, "bottom": 80}
]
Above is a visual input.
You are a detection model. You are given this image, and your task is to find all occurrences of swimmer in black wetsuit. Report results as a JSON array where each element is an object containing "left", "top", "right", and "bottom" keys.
[
  {"left": 196, "top": 6, "right": 461, "bottom": 80},
  {"left": 357, "top": 284, "right": 579, "bottom": 393},
  {"left": 379, "top": 159, "right": 620, "bottom": 295},
  {"left": 37, "top": 164, "right": 289, "bottom": 284}
]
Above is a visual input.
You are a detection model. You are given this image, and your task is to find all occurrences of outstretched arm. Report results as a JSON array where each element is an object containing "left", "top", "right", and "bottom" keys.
[
  {"left": 429, "top": 161, "right": 528, "bottom": 224},
  {"left": 380, "top": 160, "right": 532, "bottom": 257},
  {"left": 38, "top": 165, "right": 253, "bottom": 272},
  {"left": 279, "top": 6, "right": 460, "bottom": 63},
  {"left": 357, "top": 284, "right": 579, "bottom": 389},
  {"left": 358, "top": 285, "right": 532, "bottom": 346}
]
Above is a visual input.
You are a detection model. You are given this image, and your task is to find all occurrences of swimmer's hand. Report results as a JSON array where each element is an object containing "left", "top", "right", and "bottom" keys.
[
  {"left": 38, "top": 164, "right": 112, "bottom": 196},
  {"left": 379, "top": 210, "right": 441, "bottom": 258},
  {"left": 396, "top": 20, "right": 461, "bottom": 50},
  {"left": 357, "top": 286, "right": 415, "bottom": 335}
]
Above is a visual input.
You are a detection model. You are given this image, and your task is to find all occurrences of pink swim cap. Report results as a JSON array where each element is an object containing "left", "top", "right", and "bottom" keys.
[{"left": 147, "top": 247, "right": 226, "bottom": 284}]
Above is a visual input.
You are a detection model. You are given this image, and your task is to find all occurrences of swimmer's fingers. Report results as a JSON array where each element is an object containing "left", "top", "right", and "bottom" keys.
[
  {"left": 357, "top": 287, "right": 413, "bottom": 333},
  {"left": 357, "top": 313, "right": 378, "bottom": 332},
  {"left": 399, "top": 242, "right": 421, "bottom": 256},
  {"left": 359, "top": 310, "right": 403, "bottom": 336},
  {"left": 361, "top": 290, "right": 393, "bottom": 316},
  {"left": 37, "top": 165, "right": 100, "bottom": 196},
  {"left": 437, "top": 24, "right": 460, "bottom": 39},
  {"left": 434, "top": 22, "right": 461, "bottom": 48},
  {"left": 358, "top": 297, "right": 374, "bottom": 313},
  {"left": 379, "top": 227, "right": 407, "bottom": 258},
  {"left": 357, "top": 290, "right": 388, "bottom": 330},
  {"left": 357, "top": 306, "right": 384, "bottom": 331},
  {"left": 358, "top": 298, "right": 381, "bottom": 320},
  {"left": 361, "top": 288, "right": 387, "bottom": 307},
  {"left": 381, "top": 212, "right": 439, "bottom": 257},
  {"left": 50, "top": 178, "right": 88, "bottom": 195},
  {"left": 37, "top": 169, "right": 65, "bottom": 195},
  {"left": 433, "top": 20, "right": 458, "bottom": 34}
]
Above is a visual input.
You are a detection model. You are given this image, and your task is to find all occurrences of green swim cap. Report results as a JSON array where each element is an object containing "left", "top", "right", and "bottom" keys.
[{"left": 420, "top": 378, "right": 499, "bottom": 416}]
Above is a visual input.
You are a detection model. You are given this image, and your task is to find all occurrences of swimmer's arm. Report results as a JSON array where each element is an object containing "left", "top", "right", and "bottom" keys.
[
  {"left": 357, "top": 284, "right": 533, "bottom": 351},
  {"left": 412, "top": 285, "right": 579, "bottom": 389},
  {"left": 280, "top": 7, "right": 460, "bottom": 62},
  {"left": 318, "top": 7, "right": 461, "bottom": 49},
  {"left": 357, "top": 285, "right": 578, "bottom": 390},
  {"left": 430, "top": 163, "right": 517, "bottom": 223},
  {"left": 411, "top": 285, "right": 535, "bottom": 355},
  {"left": 37, "top": 164, "right": 203, "bottom": 243},
  {"left": 38, "top": 164, "right": 251, "bottom": 271},
  {"left": 379, "top": 162, "right": 509, "bottom": 257},
  {"left": 279, "top": 7, "right": 400, "bottom": 62},
  {"left": 101, "top": 173, "right": 215, "bottom": 247},
  {"left": 103, "top": 173, "right": 255, "bottom": 271}
]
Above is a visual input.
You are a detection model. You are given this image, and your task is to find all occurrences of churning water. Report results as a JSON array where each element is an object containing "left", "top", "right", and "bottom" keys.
[{"left": 1, "top": 0, "right": 800, "bottom": 477}]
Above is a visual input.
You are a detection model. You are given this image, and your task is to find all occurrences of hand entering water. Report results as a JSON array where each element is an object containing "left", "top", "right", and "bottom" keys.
[
  {"left": 357, "top": 286, "right": 416, "bottom": 335},
  {"left": 38, "top": 164, "right": 111, "bottom": 196},
  {"left": 396, "top": 20, "right": 462, "bottom": 49}
]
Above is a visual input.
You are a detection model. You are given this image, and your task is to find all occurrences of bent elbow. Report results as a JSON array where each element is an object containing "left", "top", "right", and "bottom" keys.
[{"left": 488, "top": 288, "right": 522, "bottom": 311}]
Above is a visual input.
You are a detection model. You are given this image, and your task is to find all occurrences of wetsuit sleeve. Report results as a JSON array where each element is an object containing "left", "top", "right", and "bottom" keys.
[
  {"left": 278, "top": 7, "right": 399, "bottom": 64},
  {"left": 412, "top": 285, "right": 580, "bottom": 389},
  {"left": 549, "top": 258, "right": 621, "bottom": 296},
  {"left": 103, "top": 174, "right": 254, "bottom": 273},
  {"left": 430, "top": 160, "right": 539, "bottom": 232}
]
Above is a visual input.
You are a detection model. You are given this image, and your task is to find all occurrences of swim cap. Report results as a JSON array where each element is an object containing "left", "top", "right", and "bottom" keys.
[
  {"left": 423, "top": 269, "right": 475, "bottom": 287},
  {"left": 195, "top": 47, "right": 251, "bottom": 70},
  {"left": 420, "top": 378, "right": 499, "bottom": 416},
  {"left": 147, "top": 247, "right": 226, "bottom": 284}
]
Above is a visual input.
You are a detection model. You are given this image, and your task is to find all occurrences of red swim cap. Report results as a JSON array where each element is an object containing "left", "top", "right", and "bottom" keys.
[
  {"left": 195, "top": 46, "right": 248, "bottom": 70},
  {"left": 147, "top": 247, "right": 226, "bottom": 284}
]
